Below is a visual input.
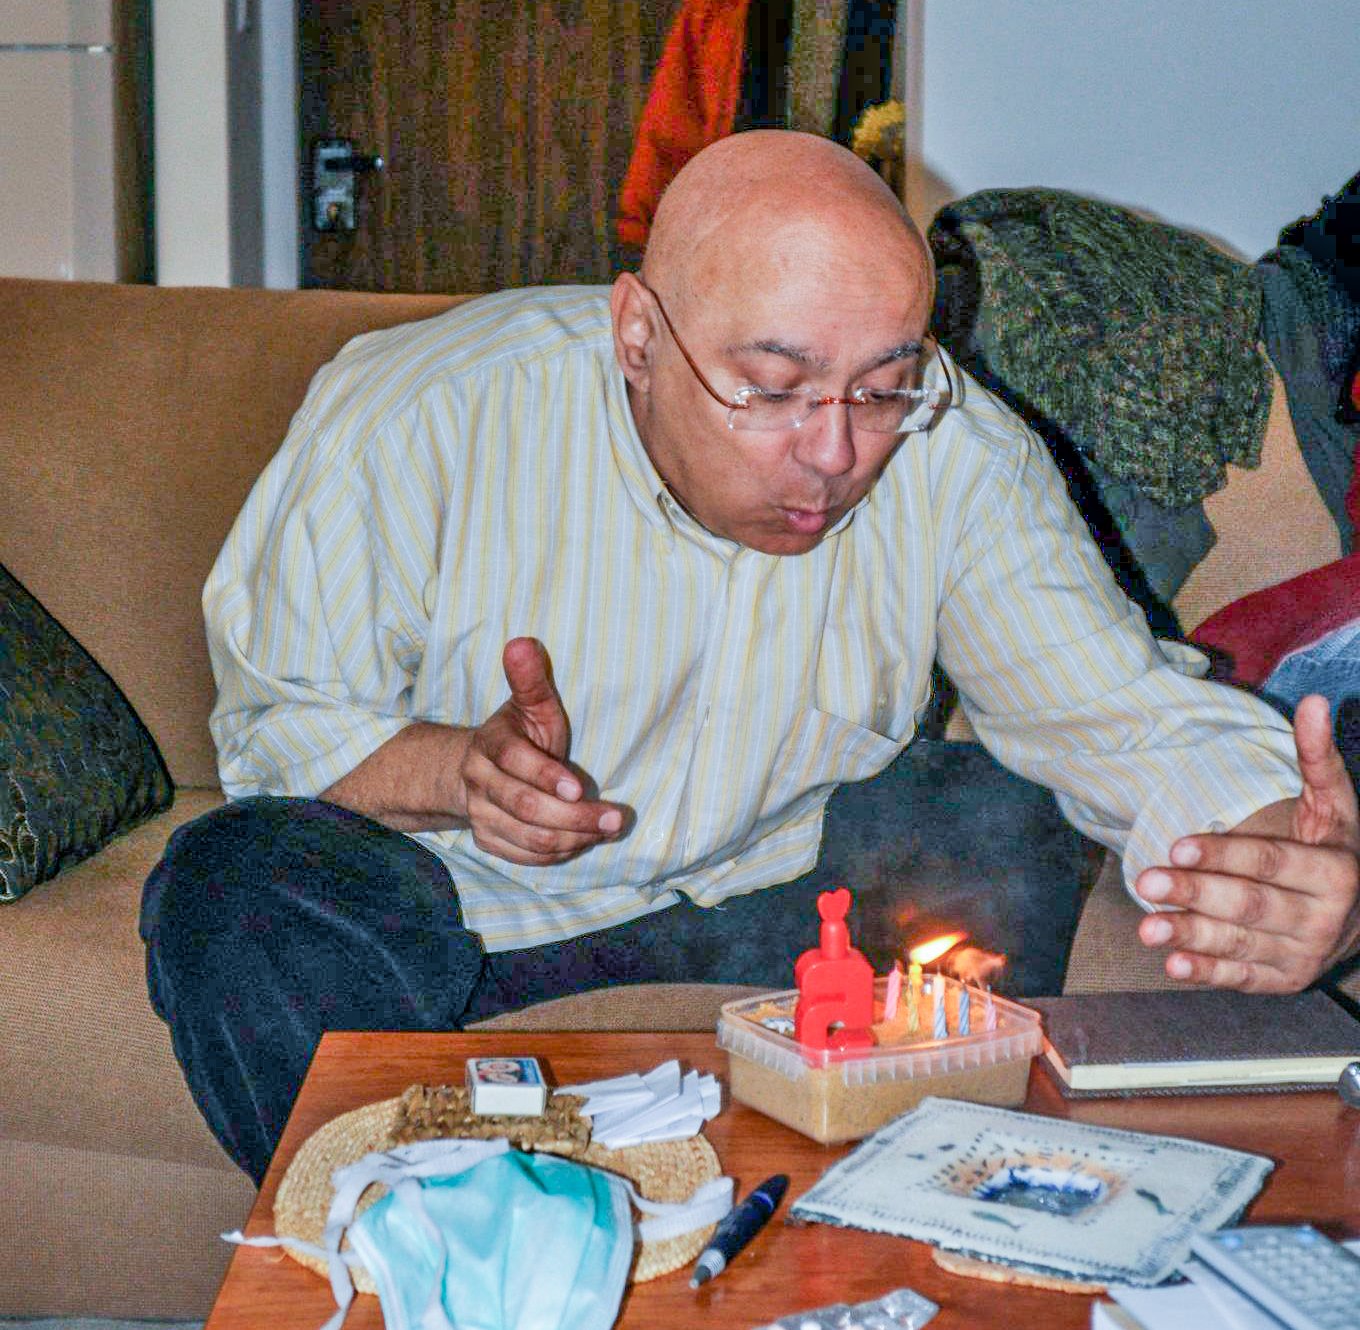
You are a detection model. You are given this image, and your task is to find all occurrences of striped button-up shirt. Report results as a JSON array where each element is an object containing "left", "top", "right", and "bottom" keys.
[{"left": 205, "top": 286, "right": 1301, "bottom": 950}]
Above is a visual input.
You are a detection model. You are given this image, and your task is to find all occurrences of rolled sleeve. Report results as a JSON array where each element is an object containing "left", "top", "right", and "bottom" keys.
[
  {"left": 938, "top": 413, "right": 1301, "bottom": 903},
  {"left": 205, "top": 418, "right": 423, "bottom": 799}
]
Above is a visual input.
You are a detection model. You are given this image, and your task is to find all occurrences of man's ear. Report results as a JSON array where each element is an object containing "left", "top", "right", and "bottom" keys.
[{"left": 610, "top": 272, "right": 656, "bottom": 392}]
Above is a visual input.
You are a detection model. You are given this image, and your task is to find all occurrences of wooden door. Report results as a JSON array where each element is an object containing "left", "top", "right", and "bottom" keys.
[{"left": 299, "top": 1, "right": 680, "bottom": 294}]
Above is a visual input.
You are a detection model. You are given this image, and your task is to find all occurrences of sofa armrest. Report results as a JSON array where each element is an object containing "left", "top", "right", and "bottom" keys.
[{"left": 1062, "top": 853, "right": 1184, "bottom": 994}]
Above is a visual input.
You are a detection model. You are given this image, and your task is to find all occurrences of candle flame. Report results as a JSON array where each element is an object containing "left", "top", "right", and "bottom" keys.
[
  {"left": 945, "top": 945, "right": 1008, "bottom": 987},
  {"left": 908, "top": 931, "right": 967, "bottom": 966}
]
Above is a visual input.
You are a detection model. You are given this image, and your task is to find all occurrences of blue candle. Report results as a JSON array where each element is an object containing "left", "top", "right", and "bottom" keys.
[{"left": 958, "top": 983, "right": 971, "bottom": 1035}]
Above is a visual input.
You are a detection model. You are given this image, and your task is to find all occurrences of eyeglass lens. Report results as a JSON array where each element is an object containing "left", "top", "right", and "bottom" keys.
[{"left": 730, "top": 391, "right": 939, "bottom": 434}]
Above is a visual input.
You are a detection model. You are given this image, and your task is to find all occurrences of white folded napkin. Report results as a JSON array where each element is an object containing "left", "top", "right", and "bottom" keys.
[{"left": 559, "top": 1060, "right": 721, "bottom": 1148}]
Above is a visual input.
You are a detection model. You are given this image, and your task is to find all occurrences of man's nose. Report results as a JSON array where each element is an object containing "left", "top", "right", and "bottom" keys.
[{"left": 792, "top": 402, "right": 857, "bottom": 477}]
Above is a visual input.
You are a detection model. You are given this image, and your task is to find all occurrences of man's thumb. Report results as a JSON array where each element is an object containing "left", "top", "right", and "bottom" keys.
[
  {"left": 1294, "top": 693, "right": 1356, "bottom": 843},
  {"left": 502, "top": 637, "right": 566, "bottom": 717}
]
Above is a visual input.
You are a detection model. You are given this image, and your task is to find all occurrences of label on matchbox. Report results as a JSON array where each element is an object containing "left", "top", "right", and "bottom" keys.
[{"left": 465, "top": 1055, "right": 549, "bottom": 1116}]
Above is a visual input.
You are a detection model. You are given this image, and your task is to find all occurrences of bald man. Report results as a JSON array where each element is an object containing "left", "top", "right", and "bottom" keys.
[{"left": 144, "top": 132, "right": 1359, "bottom": 1182}]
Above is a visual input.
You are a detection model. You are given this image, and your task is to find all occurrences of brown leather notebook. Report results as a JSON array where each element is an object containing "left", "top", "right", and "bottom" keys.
[{"left": 1027, "top": 990, "right": 1360, "bottom": 1098}]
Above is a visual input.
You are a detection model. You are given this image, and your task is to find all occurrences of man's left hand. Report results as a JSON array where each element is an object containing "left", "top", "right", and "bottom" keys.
[{"left": 1135, "top": 693, "right": 1360, "bottom": 992}]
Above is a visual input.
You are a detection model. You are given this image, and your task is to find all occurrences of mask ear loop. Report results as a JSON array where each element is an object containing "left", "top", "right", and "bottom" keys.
[{"left": 626, "top": 1174, "right": 734, "bottom": 1243}]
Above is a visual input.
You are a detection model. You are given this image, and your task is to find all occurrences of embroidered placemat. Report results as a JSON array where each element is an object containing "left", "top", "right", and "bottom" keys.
[
  {"left": 273, "top": 1090, "right": 723, "bottom": 1290},
  {"left": 790, "top": 1096, "right": 1273, "bottom": 1287}
]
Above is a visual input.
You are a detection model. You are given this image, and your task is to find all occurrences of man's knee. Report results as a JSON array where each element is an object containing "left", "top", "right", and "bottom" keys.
[
  {"left": 141, "top": 796, "right": 307, "bottom": 947},
  {"left": 146, "top": 793, "right": 485, "bottom": 1019}
]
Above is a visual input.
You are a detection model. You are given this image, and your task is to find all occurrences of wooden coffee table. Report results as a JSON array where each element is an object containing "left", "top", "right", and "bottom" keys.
[{"left": 204, "top": 1030, "right": 1360, "bottom": 1329}]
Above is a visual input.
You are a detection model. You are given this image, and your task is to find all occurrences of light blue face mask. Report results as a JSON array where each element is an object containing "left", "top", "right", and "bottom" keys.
[{"left": 228, "top": 1137, "right": 732, "bottom": 1330}]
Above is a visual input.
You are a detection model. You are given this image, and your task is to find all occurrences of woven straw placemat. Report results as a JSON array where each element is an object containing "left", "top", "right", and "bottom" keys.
[{"left": 273, "top": 1093, "right": 722, "bottom": 1291}]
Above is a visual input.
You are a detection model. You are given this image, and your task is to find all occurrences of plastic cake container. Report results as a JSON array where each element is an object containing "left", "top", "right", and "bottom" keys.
[{"left": 717, "top": 978, "right": 1043, "bottom": 1143}]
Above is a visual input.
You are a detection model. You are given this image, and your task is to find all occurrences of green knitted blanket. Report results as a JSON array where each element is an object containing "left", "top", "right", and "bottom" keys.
[{"left": 929, "top": 188, "right": 1270, "bottom": 508}]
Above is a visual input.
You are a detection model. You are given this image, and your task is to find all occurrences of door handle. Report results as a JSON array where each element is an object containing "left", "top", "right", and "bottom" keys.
[
  {"left": 312, "top": 139, "right": 385, "bottom": 233},
  {"left": 327, "top": 152, "right": 384, "bottom": 174}
]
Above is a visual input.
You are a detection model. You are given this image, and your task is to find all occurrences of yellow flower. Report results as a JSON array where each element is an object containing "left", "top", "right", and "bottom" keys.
[{"left": 851, "top": 99, "right": 905, "bottom": 164}]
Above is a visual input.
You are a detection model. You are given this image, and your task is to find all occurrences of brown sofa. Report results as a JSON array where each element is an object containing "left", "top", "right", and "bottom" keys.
[{"left": 0, "top": 276, "right": 1347, "bottom": 1318}]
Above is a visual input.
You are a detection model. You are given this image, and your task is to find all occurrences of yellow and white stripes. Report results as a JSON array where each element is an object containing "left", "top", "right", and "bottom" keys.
[{"left": 205, "top": 287, "right": 1300, "bottom": 949}]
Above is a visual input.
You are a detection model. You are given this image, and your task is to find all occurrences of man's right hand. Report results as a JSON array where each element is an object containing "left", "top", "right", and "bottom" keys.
[
  {"left": 320, "top": 636, "right": 625, "bottom": 866},
  {"left": 452, "top": 637, "right": 625, "bottom": 866}
]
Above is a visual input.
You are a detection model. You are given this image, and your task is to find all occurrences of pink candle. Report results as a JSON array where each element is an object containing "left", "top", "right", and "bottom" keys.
[
  {"left": 883, "top": 963, "right": 902, "bottom": 1021},
  {"left": 984, "top": 984, "right": 997, "bottom": 1032},
  {"left": 932, "top": 974, "right": 948, "bottom": 1041}
]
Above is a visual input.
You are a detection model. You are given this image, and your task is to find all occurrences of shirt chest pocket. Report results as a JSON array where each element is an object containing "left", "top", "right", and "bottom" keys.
[{"left": 762, "top": 704, "right": 905, "bottom": 819}]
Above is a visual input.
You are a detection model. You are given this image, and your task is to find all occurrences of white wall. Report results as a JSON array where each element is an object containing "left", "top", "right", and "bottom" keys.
[
  {"left": 153, "top": 0, "right": 294, "bottom": 287},
  {"left": 0, "top": 0, "right": 118, "bottom": 280},
  {"left": 908, "top": 0, "right": 1360, "bottom": 259},
  {"left": 153, "top": 0, "right": 230, "bottom": 285},
  {"left": 259, "top": 0, "right": 297, "bottom": 288}
]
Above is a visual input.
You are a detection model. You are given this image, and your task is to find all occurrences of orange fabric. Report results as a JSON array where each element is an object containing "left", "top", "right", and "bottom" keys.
[{"left": 617, "top": 0, "right": 751, "bottom": 251}]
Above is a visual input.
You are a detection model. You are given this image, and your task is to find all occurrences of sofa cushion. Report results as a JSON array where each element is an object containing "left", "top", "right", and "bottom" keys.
[
  {"left": 0, "top": 279, "right": 466, "bottom": 787},
  {"left": 467, "top": 982, "right": 767, "bottom": 1032},
  {"left": 1191, "top": 550, "right": 1360, "bottom": 690},
  {"left": 0, "top": 787, "right": 231, "bottom": 1166},
  {"left": 2, "top": 1136, "right": 252, "bottom": 1319},
  {"left": 0, "top": 562, "right": 172, "bottom": 902},
  {"left": 1174, "top": 366, "right": 1342, "bottom": 634}
]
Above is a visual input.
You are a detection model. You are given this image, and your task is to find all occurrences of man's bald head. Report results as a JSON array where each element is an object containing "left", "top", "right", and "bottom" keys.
[
  {"left": 641, "top": 130, "right": 930, "bottom": 312},
  {"left": 610, "top": 129, "right": 939, "bottom": 555}
]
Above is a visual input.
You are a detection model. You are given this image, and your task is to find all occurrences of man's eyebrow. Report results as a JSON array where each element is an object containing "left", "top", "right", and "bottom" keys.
[
  {"left": 726, "top": 338, "right": 825, "bottom": 368},
  {"left": 865, "top": 340, "right": 925, "bottom": 371},
  {"left": 724, "top": 338, "right": 925, "bottom": 373}
]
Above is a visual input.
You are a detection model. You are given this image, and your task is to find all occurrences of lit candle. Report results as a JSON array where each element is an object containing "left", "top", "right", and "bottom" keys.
[
  {"left": 907, "top": 960, "right": 922, "bottom": 1033},
  {"left": 984, "top": 984, "right": 997, "bottom": 1032},
  {"left": 957, "top": 982, "right": 971, "bottom": 1035},
  {"left": 933, "top": 974, "right": 948, "bottom": 1041},
  {"left": 884, "top": 962, "right": 902, "bottom": 1021}
]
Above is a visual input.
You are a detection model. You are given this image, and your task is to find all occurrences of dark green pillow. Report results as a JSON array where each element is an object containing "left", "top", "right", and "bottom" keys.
[{"left": 0, "top": 563, "right": 172, "bottom": 902}]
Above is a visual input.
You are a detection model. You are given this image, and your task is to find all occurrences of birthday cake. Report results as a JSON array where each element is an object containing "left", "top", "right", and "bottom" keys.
[
  {"left": 718, "top": 977, "right": 1043, "bottom": 1144},
  {"left": 742, "top": 970, "right": 996, "bottom": 1049}
]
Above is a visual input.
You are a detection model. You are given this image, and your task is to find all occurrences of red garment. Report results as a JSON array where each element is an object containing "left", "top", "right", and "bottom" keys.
[
  {"left": 617, "top": 0, "right": 750, "bottom": 252},
  {"left": 1190, "top": 552, "right": 1360, "bottom": 687}
]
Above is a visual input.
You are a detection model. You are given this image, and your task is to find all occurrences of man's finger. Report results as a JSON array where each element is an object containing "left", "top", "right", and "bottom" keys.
[
  {"left": 1293, "top": 693, "right": 1358, "bottom": 846},
  {"left": 1157, "top": 948, "right": 1298, "bottom": 994},
  {"left": 1143, "top": 837, "right": 1355, "bottom": 903},
  {"left": 501, "top": 635, "right": 570, "bottom": 758},
  {"left": 465, "top": 743, "right": 624, "bottom": 835},
  {"left": 466, "top": 781, "right": 621, "bottom": 859},
  {"left": 1139, "top": 904, "right": 1312, "bottom": 976},
  {"left": 469, "top": 822, "right": 595, "bottom": 868},
  {"left": 1135, "top": 865, "right": 1324, "bottom": 936},
  {"left": 477, "top": 721, "right": 583, "bottom": 801},
  {"left": 485, "top": 775, "right": 624, "bottom": 838}
]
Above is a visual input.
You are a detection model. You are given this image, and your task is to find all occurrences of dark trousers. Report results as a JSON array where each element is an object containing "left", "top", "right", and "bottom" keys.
[{"left": 140, "top": 740, "right": 1091, "bottom": 1182}]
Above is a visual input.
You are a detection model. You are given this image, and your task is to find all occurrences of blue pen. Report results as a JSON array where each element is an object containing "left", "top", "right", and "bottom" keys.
[{"left": 690, "top": 1173, "right": 789, "bottom": 1288}]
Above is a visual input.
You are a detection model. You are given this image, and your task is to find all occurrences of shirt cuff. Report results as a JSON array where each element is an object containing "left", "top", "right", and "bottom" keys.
[{"left": 1117, "top": 728, "right": 1302, "bottom": 909}]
